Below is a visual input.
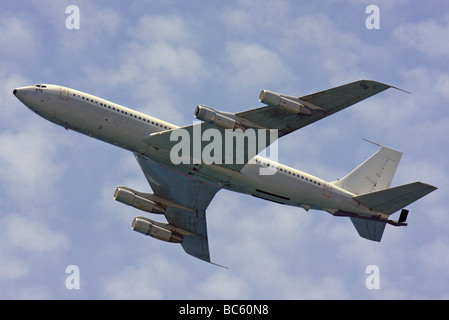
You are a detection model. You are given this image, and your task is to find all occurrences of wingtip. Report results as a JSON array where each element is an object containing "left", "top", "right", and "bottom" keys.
[
  {"left": 210, "top": 261, "right": 229, "bottom": 269},
  {"left": 359, "top": 80, "right": 411, "bottom": 94},
  {"left": 390, "top": 85, "right": 411, "bottom": 94}
]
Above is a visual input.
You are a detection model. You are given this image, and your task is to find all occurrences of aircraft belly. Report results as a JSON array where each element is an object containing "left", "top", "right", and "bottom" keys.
[{"left": 229, "top": 167, "right": 318, "bottom": 207}]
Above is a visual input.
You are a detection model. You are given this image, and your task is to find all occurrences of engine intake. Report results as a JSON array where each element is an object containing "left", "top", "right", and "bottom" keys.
[
  {"left": 114, "top": 187, "right": 165, "bottom": 214},
  {"left": 259, "top": 90, "right": 312, "bottom": 115},
  {"left": 195, "top": 105, "right": 246, "bottom": 131},
  {"left": 132, "top": 216, "right": 183, "bottom": 243}
]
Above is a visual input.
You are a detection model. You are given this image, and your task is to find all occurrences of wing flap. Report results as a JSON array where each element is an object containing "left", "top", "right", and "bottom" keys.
[
  {"left": 134, "top": 154, "right": 222, "bottom": 263},
  {"left": 164, "top": 207, "right": 210, "bottom": 262}
]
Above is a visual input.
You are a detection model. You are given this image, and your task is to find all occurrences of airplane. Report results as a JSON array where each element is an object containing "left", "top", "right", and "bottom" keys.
[{"left": 13, "top": 80, "right": 437, "bottom": 265}]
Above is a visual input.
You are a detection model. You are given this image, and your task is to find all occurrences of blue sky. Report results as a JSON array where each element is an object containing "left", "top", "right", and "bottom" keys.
[{"left": 1, "top": 0, "right": 448, "bottom": 299}]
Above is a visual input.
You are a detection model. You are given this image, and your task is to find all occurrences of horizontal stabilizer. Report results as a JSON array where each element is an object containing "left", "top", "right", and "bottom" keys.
[{"left": 353, "top": 182, "right": 437, "bottom": 215}]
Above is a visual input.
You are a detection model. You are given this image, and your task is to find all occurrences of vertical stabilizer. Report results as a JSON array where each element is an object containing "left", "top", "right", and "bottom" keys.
[
  {"left": 350, "top": 218, "right": 386, "bottom": 242},
  {"left": 332, "top": 145, "right": 403, "bottom": 195}
]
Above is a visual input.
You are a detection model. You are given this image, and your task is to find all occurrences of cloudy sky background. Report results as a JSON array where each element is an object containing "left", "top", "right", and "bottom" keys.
[{"left": 1, "top": 0, "right": 448, "bottom": 299}]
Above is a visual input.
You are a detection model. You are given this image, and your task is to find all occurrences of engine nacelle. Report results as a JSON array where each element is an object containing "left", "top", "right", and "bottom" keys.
[
  {"left": 194, "top": 105, "right": 246, "bottom": 130},
  {"left": 114, "top": 187, "right": 165, "bottom": 214},
  {"left": 259, "top": 90, "right": 312, "bottom": 115},
  {"left": 132, "top": 216, "right": 183, "bottom": 243}
]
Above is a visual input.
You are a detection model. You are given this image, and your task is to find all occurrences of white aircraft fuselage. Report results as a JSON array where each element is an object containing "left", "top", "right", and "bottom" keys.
[
  {"left": 15, "top": 82, "right": 438, "bottom": 262},
  {"left": 13, "top": 84, "right": 378, "bottom": 220}
]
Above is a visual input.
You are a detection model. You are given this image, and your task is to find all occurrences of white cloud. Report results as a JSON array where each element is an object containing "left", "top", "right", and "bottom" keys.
[
  {"left": 57, "top": 5, "right": 122, "bottom": 53},
  {"left": 0, "top": 16, "right": 37, "bottom": 56},
  {"left": 0, "top": 212, "right": 70, "bottom": 294},
  {"left": 138, "top": 42, "right": 208, "bottom": 83},
  {"left": 197, "top": 272, "right": 250, "bottom": 299},
  {"left": 223, "top": 42, "right": 292, "bottom": 92},
  {"left": 0, "top": 213, "right": 69, "bottom": 254},
  {"left": 82, "top": 12, "right": 210, "bottom": 124},
  {"left": 102, "top": 255, "right": 190, "bottom": 299},
  {"left": 0, "top": 71, "right": 32, "bottom": 119},
  {"left": 0, "top": 255, "right": 28, "bottom": 280},
  {"left": 0, "top": 126, "right": 66, "bottom": 201},
  {"left": 130, "top": 15, "right": 191, "bottom": 44},
  {"left": 412, "top": 236, "right": 449, "bottom": 298},
  {"left": 394, "top": 15, "right": 449, "bottom": 57}
]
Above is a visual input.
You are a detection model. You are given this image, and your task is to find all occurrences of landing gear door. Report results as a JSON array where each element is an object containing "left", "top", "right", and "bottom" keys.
[{"left": 59, "top": 86, "right": 69, "bottom": 100}]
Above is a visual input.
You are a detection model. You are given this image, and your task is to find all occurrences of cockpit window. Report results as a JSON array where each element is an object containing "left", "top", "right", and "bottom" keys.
[
  {"left": 35, "top": 84, "right": 46, "bottom": 88},
  {"left": 35, "top": 84, "right": 41, "bottom": 87}
]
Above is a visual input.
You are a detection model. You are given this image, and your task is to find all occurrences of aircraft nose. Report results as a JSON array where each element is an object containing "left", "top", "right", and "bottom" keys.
[{"left": 13, "top": 89, "right": 17, "bottom": 95}]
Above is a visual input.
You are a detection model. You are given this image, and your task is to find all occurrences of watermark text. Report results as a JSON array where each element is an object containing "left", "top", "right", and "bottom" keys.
[
  {"left": 66, "top": 5, "right": 80, "bottom": 30},
  {"left": 365, "top": 5, "right": 380, "bottom": 30},
  {"left": 65, "top": 265, "right": 80, "bottom": 290},
  {"left": 365, "top": 264, "right": 380, "bottom": 289}
]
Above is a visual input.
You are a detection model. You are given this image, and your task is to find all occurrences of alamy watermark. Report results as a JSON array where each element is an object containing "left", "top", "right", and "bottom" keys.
[
  {"left": 169, "top": 124, "right": 278, "bottom": 175},
  {"left": 66, "top": 5, "right": 80, "bottom": 30},
  {"left": 65, "top": 5, "right": 380, "bottom": 31},
  {"left": 365, "top": 265, "right": 380, "bottom": 290},
  {"left": 365, "top": 5, "right": 380, "bottom": 30},
  {"left": 65, "top": 265, "right": 80, "bottom": 290}
]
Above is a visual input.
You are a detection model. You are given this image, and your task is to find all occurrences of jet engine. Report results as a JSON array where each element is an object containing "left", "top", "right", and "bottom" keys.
[
  {"left": 132, "top": 216, "right": 183, "bottom": 243},
  {"left": 259, "top": 90, "right": 312, "bottom": 115},
  {"left": 194, "top": 105, "right": 246, "bottom": 131},
  {"left": 114, "top": 187, "right": 165, "bottom": 214}
]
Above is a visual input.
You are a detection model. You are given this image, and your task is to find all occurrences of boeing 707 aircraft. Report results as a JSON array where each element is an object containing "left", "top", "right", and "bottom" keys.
[{"left": 13, "top": 80, "right": 437, "bottom": 264}]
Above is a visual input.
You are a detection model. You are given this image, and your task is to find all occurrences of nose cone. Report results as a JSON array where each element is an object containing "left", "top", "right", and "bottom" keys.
[
  {"left": 12, "top": 86, "right": 30, "bottom": 101},
  {"left": 12, "top": 86, "right": 32, "bottom": 105}
]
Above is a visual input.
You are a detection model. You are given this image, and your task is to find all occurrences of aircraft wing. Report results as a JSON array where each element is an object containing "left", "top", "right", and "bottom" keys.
[
  {"left": 236, "top": 80, "right": 395, "bottom": 138},
  {"left": 143, "top": 80, "right": 397, "bottom": 172},
  {"left": 134, "top": 153, "right": 222, "bottom": 263}
]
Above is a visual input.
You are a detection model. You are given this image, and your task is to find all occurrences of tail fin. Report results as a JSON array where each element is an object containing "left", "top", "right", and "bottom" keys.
[
  {"left": 349, "top": 182, "right": 437, "bottom": 241},
  {"left": 350, "top": 218, "right": 386, "bottom": 242},
  {"left": 332, "top": 145, "right": 403, "bottom": 195},
  {"left": 333, "top": 144, "right": 437, "bottom": 241}
]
